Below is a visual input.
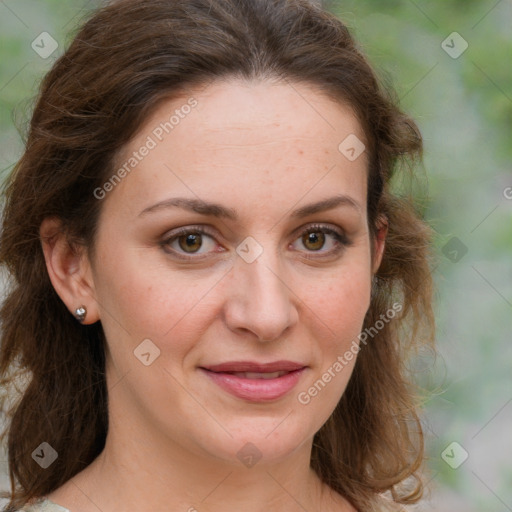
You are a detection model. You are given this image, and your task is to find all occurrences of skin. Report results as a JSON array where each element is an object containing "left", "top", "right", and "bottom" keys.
[{"left": 41, "top": 78, "right": 386, "bottom": 512}]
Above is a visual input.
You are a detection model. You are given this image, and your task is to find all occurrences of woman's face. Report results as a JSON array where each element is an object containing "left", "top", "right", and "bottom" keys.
[{"left": 87, "top": 79, "right": 384, "bottom": 466}]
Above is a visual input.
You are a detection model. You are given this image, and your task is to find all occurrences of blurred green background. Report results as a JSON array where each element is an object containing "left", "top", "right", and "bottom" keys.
[{"left": 1, "top": 1, "right": 511, "bottom": 511}]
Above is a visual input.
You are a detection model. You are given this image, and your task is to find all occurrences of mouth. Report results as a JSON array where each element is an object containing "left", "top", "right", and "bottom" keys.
[{"left": 199, "top": 361, "right": 307, "bottom": 402}]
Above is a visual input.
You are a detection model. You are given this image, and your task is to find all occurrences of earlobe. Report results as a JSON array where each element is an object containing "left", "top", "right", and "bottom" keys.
[{"left": 39, "top": 217, "right": 100, "bottom": 324}]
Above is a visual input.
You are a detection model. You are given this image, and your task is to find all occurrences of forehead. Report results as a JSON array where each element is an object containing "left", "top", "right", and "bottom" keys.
[{"left": 106, "top": 79, "right": 368, "bottom": 222}]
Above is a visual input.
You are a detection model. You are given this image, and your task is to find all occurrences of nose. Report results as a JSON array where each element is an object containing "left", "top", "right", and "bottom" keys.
[{"left": 223, "top": 245, "right": 298, "bottom": 343}]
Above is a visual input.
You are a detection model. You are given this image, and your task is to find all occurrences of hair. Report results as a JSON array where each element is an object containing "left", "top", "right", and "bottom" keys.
[{"left": 0, "top": 0, "right": 435, "bottom": 510}]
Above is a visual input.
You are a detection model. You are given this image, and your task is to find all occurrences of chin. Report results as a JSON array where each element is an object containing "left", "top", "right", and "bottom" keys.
[{"left": 187, "top": 414, "right": 316, "bottom": 468}]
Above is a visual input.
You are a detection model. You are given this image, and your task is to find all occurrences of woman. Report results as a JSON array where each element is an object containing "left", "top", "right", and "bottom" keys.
[{"left": 0, "top": 0, "right": 435, "bottom": 511}]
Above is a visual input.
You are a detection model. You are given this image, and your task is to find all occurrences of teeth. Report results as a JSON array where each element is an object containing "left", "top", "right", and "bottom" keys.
[{"left": 230, "top": 371, "right": 288, "bottom": 379}]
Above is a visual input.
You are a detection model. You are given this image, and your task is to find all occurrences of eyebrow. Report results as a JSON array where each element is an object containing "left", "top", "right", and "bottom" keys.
[{"left": 138, "top": 194, "right": 361, "bottom": 220}]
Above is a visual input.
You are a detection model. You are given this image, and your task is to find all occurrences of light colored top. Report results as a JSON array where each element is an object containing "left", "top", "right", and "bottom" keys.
[
  {"left": 16, "top": 494, "right": 412, "bottom": 511},
  {"left": 17, "top": 498, "right": 70, "bottom": 512}
]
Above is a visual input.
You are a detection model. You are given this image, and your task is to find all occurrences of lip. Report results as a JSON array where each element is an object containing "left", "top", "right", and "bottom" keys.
[
  {"left": 202, "top": 360, "right": 305, "bottom": 373},
  {"left": 200, "top": 361, "right": 307, "bottom": 402}
]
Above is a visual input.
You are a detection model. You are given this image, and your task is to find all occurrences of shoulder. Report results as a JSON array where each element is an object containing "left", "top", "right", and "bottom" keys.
[{"left": 15, "top": 498, "right": 70, "bottom": 512}]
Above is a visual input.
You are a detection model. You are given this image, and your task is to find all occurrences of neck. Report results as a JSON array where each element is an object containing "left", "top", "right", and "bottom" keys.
[
  {"left": 83, "top": 427, "right": 327, "bottom": 511},
  {"left": 60, "top": 414, "right": 351, "bottom": 512}
]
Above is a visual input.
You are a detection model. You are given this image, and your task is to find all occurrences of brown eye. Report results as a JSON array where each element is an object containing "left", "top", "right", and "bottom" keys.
[
  {"left": 161, "top": 226, "right": 219, "bottom": 260},
  {"left": 291, "top": 224, "right": 351, "bottom": 259},
  {"left": 302, "top": 231, "right": 326, "bottom": 251},
  {"left": 178, "top": 233, "right": 203, "bottom": 253}
]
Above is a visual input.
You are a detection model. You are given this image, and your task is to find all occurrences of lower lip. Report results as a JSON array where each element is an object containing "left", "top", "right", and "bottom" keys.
[{"left": 200, "top": 368, "right": 306, "bottom": 402}]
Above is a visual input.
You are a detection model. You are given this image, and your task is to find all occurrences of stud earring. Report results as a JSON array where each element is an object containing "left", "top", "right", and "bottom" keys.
[{"left": 75, "top": 305, "right": 87, "bottom": 323}]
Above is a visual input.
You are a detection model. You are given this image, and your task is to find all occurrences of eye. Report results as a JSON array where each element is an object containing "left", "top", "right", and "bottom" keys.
[
  {"left": 160, "top": 223, "right": 351, "bottom": 262},
  {"left": 160, "top": 226, "right": 221, "bottom": 260},
  {"left": 290, "top": 224, "right": 351, "bottom": 258}
]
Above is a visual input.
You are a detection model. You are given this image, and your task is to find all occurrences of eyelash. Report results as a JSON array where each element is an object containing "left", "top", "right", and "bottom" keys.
[{"left": 160, "top": 223, "right": 352, "bottom": 261}]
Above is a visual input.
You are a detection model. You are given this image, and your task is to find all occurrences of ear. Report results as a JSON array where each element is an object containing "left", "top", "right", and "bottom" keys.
[
  {"left": 371, "top": 215, "right": 388, "bottom": 274},
  {"left": 40, "top": 217, "right": 100, "bottom": 325}
]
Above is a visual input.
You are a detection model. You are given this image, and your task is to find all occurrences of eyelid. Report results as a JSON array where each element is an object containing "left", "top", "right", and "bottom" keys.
[
  {"left": 290, "top": 221, "right": 343, "bottom": 239},
  {"left": 164, "top": 224, "right": 218, "bottom": 239}
]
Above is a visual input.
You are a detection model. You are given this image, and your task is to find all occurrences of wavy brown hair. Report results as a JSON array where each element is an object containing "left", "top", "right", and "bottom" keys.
[{"left": 0, "top": 0, "right": 435, "bottom": 510}]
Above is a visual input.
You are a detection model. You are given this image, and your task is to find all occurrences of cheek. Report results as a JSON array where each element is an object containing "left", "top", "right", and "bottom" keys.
[
  {"left": 295, "top": 266, "right": 371, "bottom": 420},
  {"left": 92, "top": 241, "right": 225, "bottom": 368},
  {"left": 306, "top": 262, "right": 372, "bottom": 341},
  {"left": 92, "top": 221, "right": 372, "bottom": 366}
]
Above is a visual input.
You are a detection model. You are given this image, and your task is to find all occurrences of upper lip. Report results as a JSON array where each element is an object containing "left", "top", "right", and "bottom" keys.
[{"left": 201, "top": 361, "right": 306, "bottom": 373}]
